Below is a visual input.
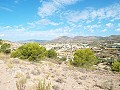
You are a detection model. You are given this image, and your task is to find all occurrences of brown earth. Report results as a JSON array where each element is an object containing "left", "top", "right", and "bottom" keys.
[{"left": 0, "top": 59, "right": 120, "bottom": 90}]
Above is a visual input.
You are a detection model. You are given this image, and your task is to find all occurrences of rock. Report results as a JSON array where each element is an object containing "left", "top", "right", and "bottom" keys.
[
  {"left": 52, "top": 85, "right": 60, "bottom": 90},
  {"left": 11, "top": 58, "right": 20, "bottom": 64},
  {"left": 31, "top": 69, "right": 40, "bottom": 75},
  {"left": 94, "top": 80, "right": 113, "bottom": 90},
  {"left": 79, "top": 75, "right": 87, "bottom": 80},
  {"left": 55, "top": 78, "right": 65, "bottom": 83}
]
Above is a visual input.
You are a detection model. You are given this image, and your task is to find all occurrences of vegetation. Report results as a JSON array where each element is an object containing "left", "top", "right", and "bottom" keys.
[
  {"left": 0, "top": 43, "right": 11, "bottom": 54},
  {"left": 6, "top": 60, "right": 13, "bottom": 68},
  {"left": 47, "top": 49, "right": 57, "bottom": 59},
  {"left": 60, "top": 56, "right": 67, "bottom": 61},
  {"left": 0, "top": 39, "right": 2, "bottom": 45},
  {"left": 37, "top": 80, "right": 50, "bottom": 90},
  {"left": 11, "top": 43, "right": 57, "bottom": 61},
  {"left": 16, "top": 76, "right": 27, "bottom": 90},
  {"left": 111, "top": 61, "right": 120, "bottom": 72},
  {"left": 70, "top": 48, "right": 98, "bottom": 68},
  {"left": 11, "top": 43, "right": 47, "bottom": 61}
]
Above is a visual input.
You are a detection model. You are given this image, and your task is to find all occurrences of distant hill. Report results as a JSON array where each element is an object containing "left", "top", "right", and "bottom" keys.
[
  {"left": 17, "top": 35, "right": 120, "bottom": 43},
  {"left": 50, "top": 36, "right": 72, "bottom": 43},
  {"left": 50, "top": 35, "right": 120, "bottom": 43},
  {"left": 18, "top": 39, "right": 48, "bottom": 43}
]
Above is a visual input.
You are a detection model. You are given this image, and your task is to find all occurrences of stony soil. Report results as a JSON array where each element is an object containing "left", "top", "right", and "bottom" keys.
[{"left": 0, "top": 59, "right": 120, "bottom": 90}]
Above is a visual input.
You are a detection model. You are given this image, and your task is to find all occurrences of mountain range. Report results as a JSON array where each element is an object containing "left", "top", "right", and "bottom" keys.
[
  {"left": 50, "top": 35, "right": 120, "bottom": 43},
  {"left": 17, "top": 35, "right": 120, "bottom": 43}
]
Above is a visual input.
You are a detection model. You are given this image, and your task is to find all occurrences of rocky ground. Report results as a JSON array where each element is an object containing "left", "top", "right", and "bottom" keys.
[{"left": 0, "top": 58, "right": 120, "bottom": 90}]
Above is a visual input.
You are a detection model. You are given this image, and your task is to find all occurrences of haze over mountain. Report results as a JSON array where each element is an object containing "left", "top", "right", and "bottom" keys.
[
  {"left": 16, "top": 35, "right": 120, "bottom": 43},
  {"left": 18, "top": 39, "right": 48, "bottom": 43},
  {"left": 50, "top": 35, "right": 120, "bottom": 43}
]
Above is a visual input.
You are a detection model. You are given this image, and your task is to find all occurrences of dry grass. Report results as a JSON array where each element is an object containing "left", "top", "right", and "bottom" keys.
[
  {"left": 37, "top": 80, "right": 51, "bottom": 90},
  {"left": 6, "top": 59, "right": 13, "bottom": 68},
  {"left": 16, "top": 76, "right": 27, "bottom": 90},
  {"left": 0, "top": 53, "right": 10, "bottom": 60},
  {"left": 15, "top": 72, "right": 24, "bottom": 78}
]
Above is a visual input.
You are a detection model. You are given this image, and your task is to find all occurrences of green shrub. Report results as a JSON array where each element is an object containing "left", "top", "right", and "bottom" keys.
[
  {"left": 111, "top": 61, "right": 120, "bottom": 72},
  {"left": 0, "top": 43, "right": 11, "bottom": 54},
  {"left": 47, "top": 49, "right": 57, "bottom": 59},
  {"left": 11, "top": 43, "right": 47, "bottom": 61},
  {"left": 71, "top": 48, "right": 98, "bottom": 68},
  {"left": 11, "top": 50, "right": 21, "bottom": 58},
  {"left": 0, "top": 39, "right": 2, "bottom": 45}
]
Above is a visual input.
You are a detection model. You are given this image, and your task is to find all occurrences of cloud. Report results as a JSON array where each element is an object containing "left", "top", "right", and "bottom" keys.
[
  {"left": 118, "top": 23, "right": 120, "bottom": 27},
  {"left": 27, "top": 19, "right": 61, "bottom": 30},
  {"left": 0, "top": 6, "right": 13, "bottom": 12},
  {"left": 35, "top": 19, "right": 60, "bottom": 26},
  {"left": 0, "top": 25, "right": 76, "bottom": 41},
  {"left": 101, "top": 29, "right": 107, "bottom": 32},
  {"left": 1, "top": 25, "right": 26, "bottom": 32},
  {"left": 106, "top": 23, "right": 113, "bottom": 28},
  {"left": 38, "top": 0, "right": 81, "bottom": 18},
  {"left": 14, "top": 0, "right": 20, "bottom": 4},
  {"left": 83, "top": 24, "right": 100, "bottom": 33},
  {"left": 0, "top": 34, "right": 5, "bottom": 37},
  {"left": 116, "top": 28, "right": 120, "bottom": 32},
  {"left": 62, "top": 3, "right": 120, "bottom": 23}
]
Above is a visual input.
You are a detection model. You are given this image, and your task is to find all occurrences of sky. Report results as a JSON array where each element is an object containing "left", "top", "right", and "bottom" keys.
[{"left": 0, "top": 0, "right": 120, "bottom": 41}]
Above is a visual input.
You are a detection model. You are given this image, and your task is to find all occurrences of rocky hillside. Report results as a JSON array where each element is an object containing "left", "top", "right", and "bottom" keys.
[
  {"left": 50, "top": 35, "right": 120, "bottom": 43},
  {"left": 0, "top": 58, "right": 120, "bottom": 90}
]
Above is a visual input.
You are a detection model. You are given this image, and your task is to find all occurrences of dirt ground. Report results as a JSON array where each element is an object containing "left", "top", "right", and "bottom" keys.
[{"left": 0, "top": 59, "right": 120, "bottom": 90}]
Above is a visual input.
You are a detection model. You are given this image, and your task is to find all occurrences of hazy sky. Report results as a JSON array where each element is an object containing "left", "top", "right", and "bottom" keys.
[{"left": 0, "top": 0, "right": 120, "bottom": 41}]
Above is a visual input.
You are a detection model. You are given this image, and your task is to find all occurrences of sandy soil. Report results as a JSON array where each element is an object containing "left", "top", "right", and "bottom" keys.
[{"left": 0, "top": 59, "right": 120, "bottom": 90}]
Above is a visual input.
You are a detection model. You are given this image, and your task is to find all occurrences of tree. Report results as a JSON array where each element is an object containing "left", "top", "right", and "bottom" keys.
[
  {"left": 0, "top": 39, "right": 2, "bottom": 45},
  {"left": 71, "top": 48, "right": 98, "bottom": 67},
  {"left": 47, "top": 49, "right": 57, "bottom": 59},
  {"left": 0, "top": 43, "right": 11, "bottom": 54},
  {"left": 11, "top": 43, "right": 47, "bottom": 61}
]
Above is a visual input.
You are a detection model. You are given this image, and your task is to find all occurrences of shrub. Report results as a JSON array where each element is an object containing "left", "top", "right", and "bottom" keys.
[
  {"left": 111, "top": 61, "right": 120, "bottom": 72},
  {"left": 71, "top": 48, "right": 98, "bottom": 68},
  {"left": 0, "top": 43, "right": 11, "bottom": 54},
  {"left": 0, "top": 39, "right": 2, "bottom": 45},
  {"left": 47, "top": 49, "right": 57, "bottom": 59},
  {"left": 11, "top": 43, "right": 47, "bottom": 61},
  {"left": 11, "top": 50, "right": 21, "bottom": 58}
]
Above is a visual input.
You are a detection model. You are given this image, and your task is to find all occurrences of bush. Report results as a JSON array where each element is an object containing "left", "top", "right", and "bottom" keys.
[
  {"left": 0, "top": 39, "right": 2, "bottom": 45},
  {"left": 71, "top": 48, "right": 98, "bottom": 67},
  {"left": 11, "top": 50, "right": 21, "bottom": 58},
  {"left": 111, "top": 61, "right": 120, "bottom": 72},
  {"left": 0, "top": 43, "right": 11, "bottom": 54},
  {"left": 47, "top": 49, "right": 57, "bottom": 59},
  {"left": 11, "top": 43, "right": 47, "bottom": 61}
]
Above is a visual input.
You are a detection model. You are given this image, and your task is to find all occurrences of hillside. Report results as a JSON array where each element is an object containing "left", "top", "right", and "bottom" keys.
[
  {"left": 50, "top": 35, "right": 120, "bottom": 43},
  {"left": 0, "top": 58, "right": 120, "bottom": 90},
  {"left": 50, "top": 36, "right": 72, "bottom": 43}
]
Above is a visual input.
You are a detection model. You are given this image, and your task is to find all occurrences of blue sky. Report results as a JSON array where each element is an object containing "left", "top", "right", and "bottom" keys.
[{"left": 0, "top": 0, "right": 120, "bottom": 41}]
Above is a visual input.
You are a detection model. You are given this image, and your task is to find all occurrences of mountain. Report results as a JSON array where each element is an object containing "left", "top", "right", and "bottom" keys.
[
  {"left": 18, "top": 39, "right": 48, "bottom": 43},
  {"left": 50, "top": 35, "right": 120, "bottom": 43},
  {"left": 50, "top": 36, "right": 72, "bottom": 43}
]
